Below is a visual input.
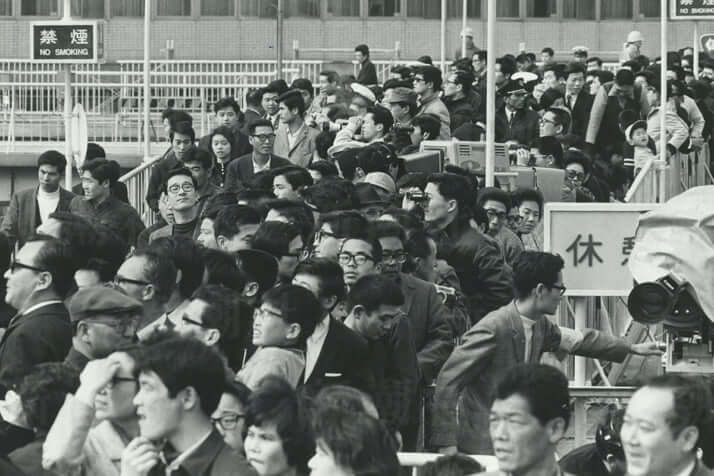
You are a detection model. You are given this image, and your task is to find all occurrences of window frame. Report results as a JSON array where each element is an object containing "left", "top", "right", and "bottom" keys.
[
  {"left": 200, "top": 0, "right": 237, "bottom": 18},
  {"left": 366, "top": 0, "right": 404, "bottom": 18},
  {"left": 19, "top": 0, "right": 61, "bottom": 18},
  {"left": 108, "top": 0, "right": 145, "bottom": 19},
  {"left": 324, "top": 0, "right": 362, "bottom": 18},
  {"left": 154, "top": 0, "right": 196, "bottom": 19}
]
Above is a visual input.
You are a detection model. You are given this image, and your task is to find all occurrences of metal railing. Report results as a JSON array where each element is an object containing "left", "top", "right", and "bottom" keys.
[{"left": 119, "top": 153, "right": 162, "bottom": 226}]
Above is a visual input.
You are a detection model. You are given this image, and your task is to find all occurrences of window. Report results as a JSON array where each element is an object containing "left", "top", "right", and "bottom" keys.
[
  {"left": 527, "top": 0, "right": 555, "bottom": 17},
  {"left": 157, "top": 0, "right": 191, "bottom": 15},
  {"left": 639, "top": 0, "right": 659, "bottom": 17},
  {"left": 601, "top": 0, "right": 632, "bottom": 18},
  {"left": 202, "top": 0, "right": 235, "bottom": 15},
  {"left": 368, "top": 0, "right": 399, "bottom": 16},
  {"left": 447, "top": 0, "right": 480, "bottom": 18},
  {"left": 497, "top": 0, "right": 518, "bottom": 17},
  {"left": 285, "top": 0, "right": 320, "bottom": 17},
  {"left": 407, "top": 0, "right": 439, "bottom": 18},
  {"left": 22, "top": 0, "right": 59, "bottom": 15},
  {"left": 111, "top": 0, "right": 144, "bottom": 16},
  {"left": 72, "top": 0, "right": 104, "bottom": 17},
  {"left": 327, "top": 0, "right": 359, "bottom": 16},
  {"left": 0, "top": 0, "right": 11, "bottom": 15},
  {"left": 241, "top": 0, "right": 275, "bottom": 17},
  {"left": 562, "top": 0, "right": 595, "bottom": 19}
]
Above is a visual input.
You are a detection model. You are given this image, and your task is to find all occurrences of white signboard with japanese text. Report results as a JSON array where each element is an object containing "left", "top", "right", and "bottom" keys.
[
  {"left": 543, "top": 203, "right": 658, "bottom": 296},
  {"left": 30, "top": 21, "right": 103, "bottom": 63}
]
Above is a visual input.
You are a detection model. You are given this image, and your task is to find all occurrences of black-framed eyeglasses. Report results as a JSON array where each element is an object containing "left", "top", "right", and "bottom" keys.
[
  {"left": 114, "top": 275, "right": 151, "bottom": 287},
  {"left": 550, "top": 284, "right": 567, "bottom": 296},
  {"left": 252, "top": 133, "right": 276, "bottom": 142},
  {"left": 338, "top": 252, "right": 375, "bottom": 266},
  {"left": 182, "top": 315, "right": 209, "bottom": 328},
  {"left": 566, "top": 170, "right": 586, "bottom": 181},
  {"left": 107, "top": 376, "right": 137, "bottom": 389},
  {"left": 313, "top": 228, "right": 337, "bottom": 243},
  {"left": 484, "top": 209, "right": 507, "bottom": 221},
  {"left": 9, "top": 261, "right": 46, "bottom": 274},
  {"left": 211, "top": 412, "right": 246, "bottom": 431},
  {"left": 381, "top": 252, "right": 407, "bottom": 264},
  {"left": 86, "top": 317, "right": 138, "bottom": 335},
  {"left": 167, "top": 183, "right": 195, "bottom": 194}
]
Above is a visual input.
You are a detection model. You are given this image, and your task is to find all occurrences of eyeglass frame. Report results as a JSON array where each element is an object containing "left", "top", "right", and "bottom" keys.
[
  {"left": 211, "top": 412, "right": 246, "bottom": 431},
  {"left": 83, "top": 315, "right": 139, "bottom": 335},
  {"left": 484, "top": 208, "right": 508, "bottom": 221},
  {"left": 107, "top": 375, "right": 137, "bottom": 389},
  {"left": 338, "top": 251, "right": 375, "bottom": 266},
  {"left": 549, "top": 284, "right": 567, "bottom": 296},
  {"left": 9, "top": 260, "right": 47, "bottom": 274},
  {"left": 167, "top": 182, "right": 196, "bottom": 194},
  {"left": 251, "top": 133, "right": 276, "bottom": 142},
  {"left": 114, "top": 275, "right": 152, "bottom": 287},
  {"left": 381, "top": 251, "right": 408, "bottom": 264}
]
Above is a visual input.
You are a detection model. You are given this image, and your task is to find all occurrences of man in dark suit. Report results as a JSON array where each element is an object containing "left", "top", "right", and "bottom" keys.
[
  {"left": 0, "top": 237, "right": 78, "bottom": 388},
  {"left": 564, "top": 62, "right": 594, "bottom": 143},
  {"left": 431, "top": 251, "right": 663, "bottom": 455},
  {"left": 0, "top": 151, "right": 75, "bottom": 249},
  {"left": 355, "top": 44, "right": 378, "bottom": 86},
  {"left": 494, "top": 80, "right": 540, "bottom": 146},
  {"left": 223, "top": 119, "right": 290, "bottom": 192},
  {"left": 292, "top": 258, "right": 374, "bottom": 396}
]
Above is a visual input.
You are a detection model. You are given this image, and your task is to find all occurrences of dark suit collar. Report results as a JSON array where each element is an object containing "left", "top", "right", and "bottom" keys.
[{"left": 6, "top": 301, "right": 66, "bottom": 333}]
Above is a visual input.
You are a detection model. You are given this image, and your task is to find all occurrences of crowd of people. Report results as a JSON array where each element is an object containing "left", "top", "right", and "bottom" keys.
[{"left": 0, "top": 31, "right": 712, "bottom": 476}]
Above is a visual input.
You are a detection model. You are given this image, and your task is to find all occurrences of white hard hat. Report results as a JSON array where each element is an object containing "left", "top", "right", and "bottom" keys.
[
  {"left": 627, "top": 31, "right": 644, "bottom": 44},
  {"left": 460, "top": 27, "right": 474, "bottom": 38}
]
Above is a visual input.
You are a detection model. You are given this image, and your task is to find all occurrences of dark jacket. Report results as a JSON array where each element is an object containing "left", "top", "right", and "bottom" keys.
[
  {"left": 10, "top": 440, "right": 57, "bottom": 476},
  {"left": 0, "top": 187, "right": 75, "bottom": 248},
  {"left": 398, "top": 273, "right": 453, "bottom": 383},
  {"left": 494, "top": 106, "right": 540, "bottom": 145},
  {"left": 559, "top": 443, "right": 610, "bottom": 476},
  {"left": 145, "top": 150, "right": 181, "bottom": 213},
  {"left": 430, "top": 220, "right": 513, "bottom": 323},
  {"left": 198, "top": 129, "right": 252, "bottom": 164},
  {"left": 241, "top": 109, "right": 264, "bottom": 136},
  {"left": 0, "top": 302, "right": 72, "bottom": 386},
  {"left": 300, "top": 317, "right": 375, "bottom": 397},
  {"left": 0, "top": 456, "right": 26, "bottom": 476},
  {"left": 70, "top": 195, "right": 146, "bottom": 247},
  {"left": 0, "top": 419, "right": 34, "bottom": 457},
  {"left": 431, "top": 301, "right": 631, "bottom": 453},
  {"left": 149, "top": 430, "right": 256, "bottom": 476},
  {"left": 356, "top": 59, "right": 378, "bottom": 86},
  {"left": 223, "top": 153, "right": 291, "bottom": 192},
  {"left": 566, "top": 89, "right": 594, "bottom": 141},
  {"left": 444, "top": 95, "right": 477, "bottom": 133}
]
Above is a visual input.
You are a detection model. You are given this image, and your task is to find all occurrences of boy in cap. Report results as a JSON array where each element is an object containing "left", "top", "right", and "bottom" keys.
[
  {"left": 64, "top": 285, "right": 142, "bottom": 372},
  {"left": 625, "top": 119, "right": 656, "bottom": 177}
]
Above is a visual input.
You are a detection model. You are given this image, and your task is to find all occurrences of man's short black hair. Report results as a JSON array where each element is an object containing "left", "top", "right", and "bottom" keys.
[
  {"left": 182, "top": 148, "right": 213, "bottom": 170},
  {"left": 532, "top": 136, "right": 564, "bottom": 168},
  {"left": 496, "top": 56, "right": 517, "bottom": 77},
  {"left": 248, "top": 118, "right": 274, "bottom": 135},
  {"left": 318, "top": 210, "right": 369, "bottom": 239},
  {"left": 213, "top": 97, "right": 241, "bottom": 115},
  {"left": 390, "top": 65, "right": 412, "bottom": 80},
  {"left": 319, "top": 70, "right": 340, "bottom": 83},
  {"left": 294, "top": 258, "right": 346, "bottom": 303},
  {"left": 16, "top": 362, "right": 79, "bottom": 433},
  {"left": 512, "top": 251, "right": 564, "bottom": 299},
  {"left": 346, "top": 274, "right": 405, "bottom": 314},
  {"left": 477, "top": 187, "right": 512, "bottom": 212},
  {"left": 586, "top": 56, "right": 603, "bottom": 67},
  {"left": 261, "top": 284, "right": 322, "bottom": 346},
  {"left": 28, "top": 235, "right": 78, "bottom": 298},
  {"left": 615, "top": 69, "right": 635, "bottom": 87},
  {"left": 190, "top": 284, "right": 243, "bottom": 356},
  {"left": 163, "top": 166, "right": 199, "bottom": 194},
  {"left": 544, "top": 63, "right": 567, "bottom": 81},
  {"left": 265, "top": 199, "right": 315, "bottom": 242},
  {"left": 426, "top": 172, "right": 473, "bottom": 218},
  {"left": 134, "top": 336, "right": 227, "bottom": 417},
  {"left": 148, "top": 236, "right": 204, "bottom": 300},
  {"left": 201, "top": 191, "right": 238, "bottom": 220},
  {"left": 564, "top": 61, "right": 586, "bottom": 78},
  {"left": 278, "top": 89, "right": 307, "bottom": 116},
  {"left": 245, "top": 376, "right": 314, "bottom": 473},
  {"left": 86, "top": 142, "right": 106, "bottom": 161},
  {"left": 563, "top": 149, "right": 592, "bottom": 175},
  {"left": 169, "top": 120, "right": 196, "bottom": 142},
  {"left": 252, "top": 221, "right": 302, "bottom": 258},
  {"left": 512, "top": 187, "right": 544, "bottom": 219},
  {"left": 411, "top": 114, "right": 441, "bottom": 141},
  {"left": 643, "top": 374, "right": 713, "bottom": 441},
  {"left": 131, "top": 248, "right": 178, "bottom": 303},
  {"left": 200, "top": 247, "right": 245, "bottom": 292},
  {"left": 213, "top": 204, "right": 261, "bottom": 240},
  {"left": 355, "top": 44, "right": 370, "bottom": 57},
  {"left": 541, "top": 47, "right": 554, "bottom": 56},
  {"left": 291, "top": 78, "right": 314, "bottom": 97},
  {"left": 449, "top": 70, "right": 475, "bottom": 92},
  {"left": 414, "top": 65, "right": 443, "bottom": 91},
  {"left": 365, "top": 105, "right": 394, "bottom": 135},
  {"left": 308, "top": 160, "right": 339, "bottom": 179},
  {"left": 162, "top": 109, "right": 193, "bottom": 128},
  {"left": 37, "top": 150, "right": 67, "bottom": 174},
  {"left": 372, "top": 220, "right": 406, "bottom": 245},
  {"left": 495, "top": 363, "right": 570, "bottom": 430},
  {"left": 272, "top": 165, "right": 314, "bottom": 191},
  {"left": 545, "top": 107, "right": 571, "bottom": 134},
  {"left": 246, "top": 88, "right": 264, "bottom": 108},
  {"left": 301, "top": 180, "right": 356, "bottom": 213}
]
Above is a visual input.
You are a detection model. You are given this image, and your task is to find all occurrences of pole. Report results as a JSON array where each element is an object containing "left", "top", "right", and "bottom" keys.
[
  {"left": 461, "top": 0, "right": 467, "bottom": 59},
  {"left": 573, "top": 297, "right": 588, "bottom": 446},
  {"left": 62, "top": 0, "right": 72, "bottom": 190},
  {"left": 694, "top": 22, "right": 700, "bottom": 79},
  {"left": 440, "top": 0, "right": 447, "bottom": 72},
  {"left": 659, "top": 0, "right": 667, "bottom": 176},
  {"left": 276, "top": 0, "right": 284, "bottom": 80},
  {"left": 484, "top": 0, "right": 495, "bottom": 187},
  {"left": 143, "top": 0, "right": 151, "bottom": 160}
]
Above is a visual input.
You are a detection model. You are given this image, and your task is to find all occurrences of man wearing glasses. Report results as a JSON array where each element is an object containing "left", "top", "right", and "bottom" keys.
[
  {"left": 223, "top": 119, "right": 291, "bottom": 193},
  {"left": 477, "top": 187, "right": 524, "bottom": 267},
  {"left": 0, "top": 236, "right": 78, "bottom": 386},
  {"left": 495, "top": 79, "right": 540, "bottom": 146},
  {"left": 432, "top": 251, "right": 663, "bottom": 456},
  {"left": 149, "top": 167, "right": 202, "bottom": 243},
  {"left": 63, "top": 285, "right": 142, "bottom": 373}
]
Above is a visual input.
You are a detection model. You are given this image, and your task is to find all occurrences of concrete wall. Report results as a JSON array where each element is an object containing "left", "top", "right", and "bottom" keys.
[{"left": 0, "top": 17, "right": 702, "bottom": 62}]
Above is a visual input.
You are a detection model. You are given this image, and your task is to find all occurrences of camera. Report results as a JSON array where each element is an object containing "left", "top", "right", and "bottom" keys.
[
  {"left": 627, "top": 186, "right": 714, "bottom": 373},
  {"left": 406, "top": 190, "right": 427, "bottom": 202}
]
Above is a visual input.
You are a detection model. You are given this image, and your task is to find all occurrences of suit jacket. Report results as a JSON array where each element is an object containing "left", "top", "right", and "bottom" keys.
[
  {"left": 300, "top": 317, "right": 375, "bottom": 397},
  {"left": 431, "top": 301, "right": 630, "bottom": 454},
  {"left": 72, "top": 181, "right": 129, "bottom": 204},
  {"left": 399, "top": 273, "right": 454, "bottom": 383},
  {"left": 0, "top": 187, "right": 75, "bottom": 248},
  {"left": 495, "top": 106, "right": 540, "bottom": 145},
  {"left": 273, "top": 123, "right": 320, "bottom": 168},
  {"left": 356, "top": 59, "right": 378, "bottom": 85},
  {"left": 566, "top": 89, "right": 594, "bottom": 142},
  {"left": 223, "top": 153, "right": 291, "bottom": 192},
  {"left": 0, "top": 302, "right": 72, "bottom": 386}
]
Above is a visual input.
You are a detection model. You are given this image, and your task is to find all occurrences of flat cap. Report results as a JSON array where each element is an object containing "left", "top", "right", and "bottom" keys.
[
  {"left": 69, "top": 285, "right": 143, "bottom": 322},
  {"left": 363, "top": 171, "right": 397, "bottom": 195},
  {"left": 387, "top": 87, "right": 417, "bottom": 105},
  {"left": 351, "top": 83, "right": 377, "bottom": 104}
]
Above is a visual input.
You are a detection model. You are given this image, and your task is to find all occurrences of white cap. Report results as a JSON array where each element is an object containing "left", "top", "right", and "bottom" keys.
[
  {"left": 350, "top": 83, "right": 376, "bottom": 104},
  {"left": 627, "top": 31, "right": 644, "bottom": 44},
  {"left": 572, "top": 45, "right": 589, "bottom": 54},
  {"left": 460, "top": 27, "right": 474, "bottom": 38}
]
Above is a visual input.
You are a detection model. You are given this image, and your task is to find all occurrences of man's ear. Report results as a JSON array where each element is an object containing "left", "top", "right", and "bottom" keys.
[
  {"left": 447, "top": 199, "right": 458, "bottom": 215},
  {"left": 354, "top": 167, "right": 366, "bottom": 181},
  {"left": 243, "top": 281, "right": 259, "bottom": 298},
  {"left": 545, "top": 416, "right": 567, "bottom": 444},
  {"left": 352, "top": 304, "right": 366, "bottom": 320},
  {"left": 180, "top": 386, "right": 200, "bottom": 411},
  {"left": 204, "top": 329, "right": 221, "bottom": 347},
  {"left": 678, "top": 425, "right": 700, "bottom": 453},
  {"left": 36, "top": 271, "right": 53, "bottom": 292},
  {"left": 286, "top": 322, "right": 302, "bottom": 341},
  {"left": 76, "top": 321, "right": 91, "bottom": 342}
]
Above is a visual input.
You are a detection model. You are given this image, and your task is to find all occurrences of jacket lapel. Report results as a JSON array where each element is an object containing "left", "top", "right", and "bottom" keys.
[
  {"left": 28, "top": 187, "right": 39, "bottom": 233},
  {"left": 288, "top": 126, "right": 308, "bottom": 156},
  {"left": 305, "top": 320, "right": 336, "bottom": 385},
  {"left": 508, "top": 303, "right": 526, "bottom": 363}
]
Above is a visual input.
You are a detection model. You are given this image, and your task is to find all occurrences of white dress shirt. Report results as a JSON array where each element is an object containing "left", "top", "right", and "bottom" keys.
[{"left": 304, "top": 315, "right": 330, "bottom": 381}]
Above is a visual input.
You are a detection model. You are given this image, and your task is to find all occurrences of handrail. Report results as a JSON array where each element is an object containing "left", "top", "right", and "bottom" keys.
[
  {"left": 624, "top": 158, "right": 656, "bottom": 203},
  {"left": 119, "top": 154, "right": 162, "bottom": 183}
]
